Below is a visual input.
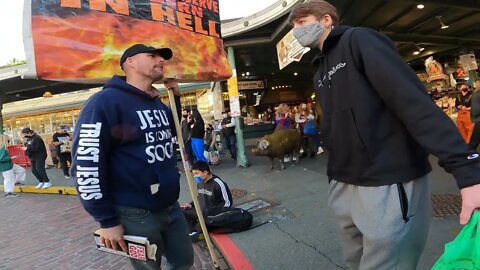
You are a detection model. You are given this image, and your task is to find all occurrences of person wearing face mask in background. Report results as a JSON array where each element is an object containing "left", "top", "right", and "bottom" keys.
[
  {"left": 289, "top": 1, "right": 480, "bottom": 269},
  {"left": 181, "top": 109, "right": 195, "bottom": 166},
  {"left": 204, "top": 124, "right": 214, "bottom": 150},
  {"left": 456, "top": 84, "right": 474, "bottom": 143},
  {"left": 189, "top": 109, "right": 208, "bottom": 163},
  {"left": 221, "top": 110, "right": 237, "bottom": 160},
  {"left": 21, "top": 127, "right": 52, "bottom": 189},
  {"left": 180, "top": 161, "right": 233, "bottom": 236}
]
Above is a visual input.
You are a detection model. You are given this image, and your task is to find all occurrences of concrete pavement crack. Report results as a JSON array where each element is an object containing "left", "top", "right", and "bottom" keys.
[{"left": 272, "top": 222, "right": 346, "bottom": 269}]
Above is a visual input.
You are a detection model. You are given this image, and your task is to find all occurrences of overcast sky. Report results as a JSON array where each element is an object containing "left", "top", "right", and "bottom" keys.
[{"left": 0, "top": 0, "right": 278, "bottom": 65}]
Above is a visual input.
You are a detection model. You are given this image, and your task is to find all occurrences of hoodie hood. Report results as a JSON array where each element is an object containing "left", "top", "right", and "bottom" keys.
[
  {"left": 104, "top": 75, "right": 158, "bottom": 99},
  {"left": 312, "top": 25, "right": 352, "bottom": 65}
]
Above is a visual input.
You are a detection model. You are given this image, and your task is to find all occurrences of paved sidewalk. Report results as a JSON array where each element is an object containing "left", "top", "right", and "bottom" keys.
[
  {"left": 1, "top": 139, "right": 468, "bottom": 269},
  {"left": 0, "top": 193, "right": 224, "bottom": 270}
]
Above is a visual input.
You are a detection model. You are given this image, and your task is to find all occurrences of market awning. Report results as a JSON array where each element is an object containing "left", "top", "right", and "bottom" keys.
[
  {"left": 1, "top": 0, "right": 479, "bottom": 102},
  {"left": 222, "top": 0, "right": 480, "bottom": 91}
]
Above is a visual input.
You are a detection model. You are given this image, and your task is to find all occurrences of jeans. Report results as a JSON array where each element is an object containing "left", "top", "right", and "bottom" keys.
[
  {"left": 184, "top": 139, "right": 195, "bottom": 165},
  {"left": 57, "top": 152, "right": 72, "bottom": 176},
  {"left": 115, "top": 202, "right": 194, "bottom": 270},
  {"left": 182, "top": 207, "right": 199, "bottom": 232},
  {"left": 224, "top": 135, "right": 237, "bottom": 159},
  {"left": 31, "top": 158, "right": 50, "bottom": 183}
]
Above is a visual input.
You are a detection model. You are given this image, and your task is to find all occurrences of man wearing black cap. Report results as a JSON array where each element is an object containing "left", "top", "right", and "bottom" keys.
[{"left": 71, "top": 44, "right": 193, "bottom": 269}]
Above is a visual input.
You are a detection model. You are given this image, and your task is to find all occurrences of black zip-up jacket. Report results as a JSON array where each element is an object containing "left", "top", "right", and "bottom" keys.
[
  {"left": 313, "top": 25, "right": 480, "bottom": 188},
  {"left": 190, "top": 175, "right": 233, "bottom": 216},
  {"left": 221, "top": 117, "right": 235, "bottom": 137},
  {"left": 24, "top": 133, "right": 47, "bottom": 161}
]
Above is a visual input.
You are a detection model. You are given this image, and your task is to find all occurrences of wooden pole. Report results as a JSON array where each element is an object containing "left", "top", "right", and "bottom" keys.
[{"left": 166, "top": 89, "right": 220, "bottom": 268}]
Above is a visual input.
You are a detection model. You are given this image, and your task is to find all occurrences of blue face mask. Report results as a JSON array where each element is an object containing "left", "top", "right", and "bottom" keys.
[{"left": 194, "top": 176, "right": 203, "bottom": 184}]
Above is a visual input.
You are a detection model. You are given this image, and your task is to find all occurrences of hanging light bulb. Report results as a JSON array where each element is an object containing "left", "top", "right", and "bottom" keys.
[
  {"left": 412, "top": 44, "right": 425, "bottom": 55},
  {"left": 436, "top": 16, "right": 449, "bottom": 29}
]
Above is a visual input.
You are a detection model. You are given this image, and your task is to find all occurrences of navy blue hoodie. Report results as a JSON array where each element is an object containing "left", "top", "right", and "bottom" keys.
[{"left": 71, "top": 76, "right": 181, "bottom": 228}]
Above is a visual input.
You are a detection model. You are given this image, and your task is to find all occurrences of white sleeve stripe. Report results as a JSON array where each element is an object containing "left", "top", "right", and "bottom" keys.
[{"left": 213, "top": 178, "right": 231, "bottom": 208}]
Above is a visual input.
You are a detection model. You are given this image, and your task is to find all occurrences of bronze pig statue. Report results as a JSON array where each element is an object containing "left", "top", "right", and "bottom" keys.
[{"left": 252, "top": 129, "right": 301, "bottom": 170}]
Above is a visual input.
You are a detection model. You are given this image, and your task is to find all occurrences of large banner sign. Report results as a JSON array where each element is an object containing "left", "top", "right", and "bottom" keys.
[{"left": 23, "top": 0, "right": 232, "bottom": 82}]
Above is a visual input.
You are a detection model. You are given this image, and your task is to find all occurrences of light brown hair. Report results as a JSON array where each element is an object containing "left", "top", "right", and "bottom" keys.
[{"left": 288, "top": 0, "right": 340, "bottom": 26}]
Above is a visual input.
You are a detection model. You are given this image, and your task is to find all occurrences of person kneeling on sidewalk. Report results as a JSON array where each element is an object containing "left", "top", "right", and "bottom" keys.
[{"left": 181, "top": 161, "right": 233, "bottom": 238}]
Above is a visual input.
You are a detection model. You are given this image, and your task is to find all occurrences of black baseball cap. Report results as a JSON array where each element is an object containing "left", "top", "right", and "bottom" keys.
[{"left": 119, "top": 44, "right": 173, "bottom": 67}]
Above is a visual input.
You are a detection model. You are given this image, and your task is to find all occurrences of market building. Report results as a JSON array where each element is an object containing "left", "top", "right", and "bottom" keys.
[{"left": 1, "top": 0, "right": 479, "bottom": 147}]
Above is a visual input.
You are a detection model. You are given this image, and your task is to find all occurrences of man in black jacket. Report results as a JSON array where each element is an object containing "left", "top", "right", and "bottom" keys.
[
  {"left": 289, "top": 1, "right": 480, "bottom": 269},
  {"left": 189, "top": 109, "right": 208, "bottom": 163},
  {"left": 221, "top": 110, "right": 236, "bottom": 160},
  {"left": 181, "top": 161, "right": 233, "bottom": 233},
  {"left": 181, "top": 109, "right": 195, "bottom": 165},
  {"left": 52, "top": 125, "right": 71, "bottom": 178},
  {"left": 21, "top": 127, "right": 52, "bottom": 189}
]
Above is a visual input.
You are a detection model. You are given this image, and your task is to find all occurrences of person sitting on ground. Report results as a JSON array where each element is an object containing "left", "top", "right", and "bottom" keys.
[{"left": 181, "top": 161, "right": 233, "bottom": 234}]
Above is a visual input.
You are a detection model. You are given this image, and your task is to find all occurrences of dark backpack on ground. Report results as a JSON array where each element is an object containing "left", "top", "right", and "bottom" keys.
[{"left": 206, "top": 208, "right": 253, "bottom": 234}]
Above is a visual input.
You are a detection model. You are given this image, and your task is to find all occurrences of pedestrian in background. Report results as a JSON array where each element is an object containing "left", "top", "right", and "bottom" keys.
[
  {"left": 221, "top": 110, "right": 237, "bottom": 160},
  {"left": 190, "top": 109, "right": 208, "bottom": 163},
  {"left": 295, "top": 103, "right": 316, "bottom": 157},
  {"left": 289, "top": 1, "right": 480, "bottom": 269},
  {"left": 181, "top": 109, "right": 195, "bottom": 165},
  {"left": 0, "top": 136, "right": 26, "bottom": 197},
  {"left": 274, "top": 103, "right": 291, "bottom": 132},
  {"left": 52, "top": 125, "right": 72, "bottom": 178},
  {"left": 456, "top": 84, "right": 474, "bottom": 143},
  {"left": 204, "top": 124, "right": 214, "bottom": 150},
  {"left": 21, "top": 127, "right": 52, "bottom": 189}
]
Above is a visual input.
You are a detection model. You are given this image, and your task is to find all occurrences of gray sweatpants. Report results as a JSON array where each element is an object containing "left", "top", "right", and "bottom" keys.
[{"left": 328, "top": 175, "right": 431, "bottom": 270}]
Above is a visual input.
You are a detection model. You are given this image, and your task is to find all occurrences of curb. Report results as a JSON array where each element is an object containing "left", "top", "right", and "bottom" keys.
[
  {"left": 0, "top": 185, "right": 78, "bottom": 195},
  {"left": 211, "top": 233, "right": 255, "bottom": 270}
]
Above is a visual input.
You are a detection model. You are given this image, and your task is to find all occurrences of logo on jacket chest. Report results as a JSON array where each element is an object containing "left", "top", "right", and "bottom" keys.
[
  {"left": 318, "top": 62, "right": 346, "bottom": 87},
  {"left": 137, "top": 109, "right": 170, "bottom": 130},
  {"left": 136, "top": 109, "right": 174, "bottom": 163},
  {"left": 198, "top": 188, "right": 213, "bottom": 196}
]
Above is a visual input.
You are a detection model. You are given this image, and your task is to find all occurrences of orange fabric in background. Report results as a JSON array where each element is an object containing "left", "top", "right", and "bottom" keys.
[{"left": 457, "top": 110, "right": 474, "bottom": 143}]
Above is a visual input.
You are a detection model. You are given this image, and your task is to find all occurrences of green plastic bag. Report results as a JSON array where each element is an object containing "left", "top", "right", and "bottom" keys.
[{"left": 432, "top": 211, "right": 480, "bottom": 270}]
